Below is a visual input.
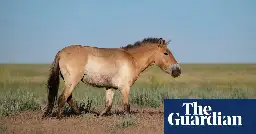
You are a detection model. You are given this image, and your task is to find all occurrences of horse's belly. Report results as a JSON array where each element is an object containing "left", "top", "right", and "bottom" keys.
[
  {"left": 82, "top": 69, "right": 117, "bottom": 88},
  {"left": 83, "top": 56, "right": 134, "bottom": 88}
]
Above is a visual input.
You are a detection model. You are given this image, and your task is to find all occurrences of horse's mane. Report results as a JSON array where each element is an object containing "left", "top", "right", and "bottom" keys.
[{"left": 121, "top": 37, "right": 162, "bottom": 50}]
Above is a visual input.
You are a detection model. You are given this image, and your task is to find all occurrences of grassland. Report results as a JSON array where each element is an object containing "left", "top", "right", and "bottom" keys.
[{"left": 0, "top": 64, "right": 255, "bottom": 134}]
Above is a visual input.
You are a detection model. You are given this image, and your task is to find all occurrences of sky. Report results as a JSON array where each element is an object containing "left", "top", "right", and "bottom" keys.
[{"left": 0, "top": 0, "right": 255, "bottom": 63}]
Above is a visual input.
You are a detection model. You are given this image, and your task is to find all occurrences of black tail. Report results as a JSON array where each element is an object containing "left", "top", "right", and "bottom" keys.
[{"left": 43, "top": 53, "right": 60, "bottom": 117}]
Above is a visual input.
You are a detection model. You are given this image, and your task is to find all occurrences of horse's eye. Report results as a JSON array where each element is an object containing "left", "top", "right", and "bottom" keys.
[{"left": 164, "top": 52, "right": 168, "bottom": 55}]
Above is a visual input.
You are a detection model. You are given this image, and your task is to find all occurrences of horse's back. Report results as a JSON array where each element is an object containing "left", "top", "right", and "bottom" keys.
[
  {"left": 57, "top": 44, "right": 133, "bottom": 67},
  {"left": 58, "top": 45, "right": 87, "bottom": 60}
]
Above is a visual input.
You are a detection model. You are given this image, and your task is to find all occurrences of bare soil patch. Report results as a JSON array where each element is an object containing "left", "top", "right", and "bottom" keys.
[{"left": 0, "top": 108, "right": 164, "bottom": 134}]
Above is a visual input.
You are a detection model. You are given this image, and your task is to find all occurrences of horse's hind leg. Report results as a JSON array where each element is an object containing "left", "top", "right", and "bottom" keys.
[
  {"left": 60, "top": 71, "right": 80, "bottom": 115},
  {"left": 99, "top": 88, "right": 114, "bottom": 116},
  {"left": 57, "top": 76, "right": 82, "bottom": 119},
  {"left": 67, "top": 94, "right": 80, "bottom": 114}
]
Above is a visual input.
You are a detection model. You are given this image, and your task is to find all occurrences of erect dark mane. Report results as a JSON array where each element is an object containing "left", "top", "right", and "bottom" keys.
[{"left": 121, "top": 37, "right": 162, "bottom": 50}]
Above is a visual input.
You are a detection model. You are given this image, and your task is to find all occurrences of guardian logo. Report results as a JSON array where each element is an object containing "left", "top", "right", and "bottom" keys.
[
  {"left": 164, "top": 99, "right": 256, "bottom": 134},
  {"left": 168, "top": 102, "right": 242, "bottom": 126}
]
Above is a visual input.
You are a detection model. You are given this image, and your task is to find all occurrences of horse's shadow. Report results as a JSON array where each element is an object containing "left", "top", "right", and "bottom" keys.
[
  {"left": 46, "top": 100, "right": 163, "bottom": 118},
  {"left": 49, "top": 108, "right": 139, "bottom": 118},
  {"left": 47, "top": 100, "right": 140, "bottom": 118}
]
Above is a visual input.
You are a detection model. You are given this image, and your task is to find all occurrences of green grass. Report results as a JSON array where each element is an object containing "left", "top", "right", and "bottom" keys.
[
  {"left": 0, "top": 90, "right": 40, "bottom": 116},
  {"left": 0, "top": 64, "right": 255, "bottom": 116},
  {"left": 115, "top": 115, "right": 137, "bottom": 128}
]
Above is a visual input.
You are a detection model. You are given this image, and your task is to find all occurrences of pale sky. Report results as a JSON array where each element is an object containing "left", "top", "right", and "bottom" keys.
[{"left": 0, "top": 0, "right": 255, "bottom": 63}]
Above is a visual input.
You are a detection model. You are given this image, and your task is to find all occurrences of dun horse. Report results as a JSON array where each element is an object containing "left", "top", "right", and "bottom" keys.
[{"left": 43, "top": 37, "right": 181, "bottom": 119}]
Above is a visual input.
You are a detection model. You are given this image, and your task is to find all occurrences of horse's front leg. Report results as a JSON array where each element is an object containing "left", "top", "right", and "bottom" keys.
[
  {"left": 100, "top": 88, "right": 114, "bottom": 116},
  {"left": 120, "top": 86, "right": 131, "bottom": 115}
]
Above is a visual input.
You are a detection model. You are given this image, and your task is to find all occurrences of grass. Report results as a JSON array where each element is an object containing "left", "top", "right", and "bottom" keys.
[
  {"left": 0, "top": 90, "right": 40, "bottom": 116},
  {"left": 0, "top": 64, "right": 255, "bottom": 117},
  {"left": 115, "top": 115, "right": 137, "bottom": 128}
]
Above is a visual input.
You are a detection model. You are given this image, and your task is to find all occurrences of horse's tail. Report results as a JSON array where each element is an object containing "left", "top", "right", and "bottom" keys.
[{"left": 44, "top": 53, "right": 60, "bottom": 117}]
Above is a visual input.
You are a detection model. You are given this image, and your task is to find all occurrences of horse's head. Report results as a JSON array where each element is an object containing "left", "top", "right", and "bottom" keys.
[{"left": 153, "top": 38, "right": 181, "bottom": 78}]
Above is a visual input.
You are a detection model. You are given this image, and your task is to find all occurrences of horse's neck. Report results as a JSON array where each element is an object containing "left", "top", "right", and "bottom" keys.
[{"left": 126, "top": 47, "right": 156, "bottom": 76}]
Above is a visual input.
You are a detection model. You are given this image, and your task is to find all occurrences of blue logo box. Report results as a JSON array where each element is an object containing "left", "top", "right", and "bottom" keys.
[{"left": 164, "top": 99, "right": 256, "bottom": 134}]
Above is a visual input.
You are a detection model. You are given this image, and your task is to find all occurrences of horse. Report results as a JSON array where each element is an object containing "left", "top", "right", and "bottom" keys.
[{"left": 42, "top": 37, "right": 181, "bottom": 119}]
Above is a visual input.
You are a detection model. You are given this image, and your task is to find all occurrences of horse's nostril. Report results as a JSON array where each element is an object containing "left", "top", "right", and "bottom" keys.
[
  {"left": 169, "top": 64, "right": 181, "bottom": 77},
  {"left": 177, "top": 68, "right": 181, "bottom": 74},
  {"left": 171, "top": 69, "right": 179, "bottom": 77},
  {"left": 170, "top": 65, "right": 181, "bottom": 77}
]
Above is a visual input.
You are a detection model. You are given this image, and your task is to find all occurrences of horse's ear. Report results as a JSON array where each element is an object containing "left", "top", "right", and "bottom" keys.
[
  {"left": 166, "top": 40, "right": 171, "bottom": 45},
  {"left": 158, "top": 38, "right": 166, "bottom": 47}
]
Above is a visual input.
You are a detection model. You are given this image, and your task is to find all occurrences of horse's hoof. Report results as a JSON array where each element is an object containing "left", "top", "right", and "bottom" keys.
[
  {"left": 99, "top": 112, "right": 106, "bottom": 117},
  {"left": 42, "top": 113, "right": 50, "bottom": 119},
  {"left": 57, "top": 117, "right": 62, "bottom": 120},
  {"left": 41, "top": 115, "right": 48, "bottom": 120},
  {"left": 56, "top": 115, "right": 63, "bottom": 120},
  {"left": 74, "top": 110, "right": 81, "bottom": 115},
  {"left": 123, "top": 111, "right": 131, "bottom": 117}
]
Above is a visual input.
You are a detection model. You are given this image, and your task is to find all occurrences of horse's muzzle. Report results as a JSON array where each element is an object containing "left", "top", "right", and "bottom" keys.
[{"left": 170, "top": 64, "right": 181, "bottom": 78}]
